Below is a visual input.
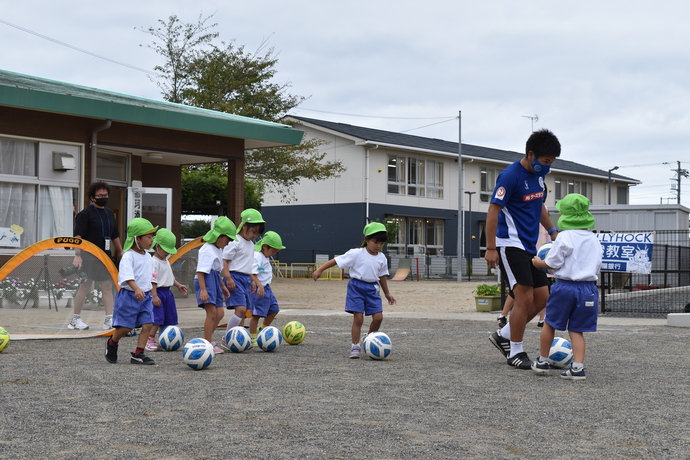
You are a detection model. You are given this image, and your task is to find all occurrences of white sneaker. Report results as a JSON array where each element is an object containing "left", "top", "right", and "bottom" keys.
[
  {"left": 103, "top": 315, "right": 113, "bottom": 330},
  {"left": 68, "top": 317, "right": 89, "bottom": 330}
]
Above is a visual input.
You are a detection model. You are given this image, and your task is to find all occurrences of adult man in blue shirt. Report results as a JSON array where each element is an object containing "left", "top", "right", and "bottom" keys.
[{"left": 486, "top": 129, "right": 561, "bottom": 369}]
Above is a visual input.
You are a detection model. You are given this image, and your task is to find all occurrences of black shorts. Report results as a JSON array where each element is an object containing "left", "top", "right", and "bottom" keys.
[
  {"left": 81, "top": 252, "right": 114, "bottom": 282},
  {"left": 498, "top": 247, "right": 549, "bottom": 290}
]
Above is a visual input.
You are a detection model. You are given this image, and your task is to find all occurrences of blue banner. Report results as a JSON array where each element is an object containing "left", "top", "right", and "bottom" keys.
[{"left": 596, "top": 232, "right": 654, "bottom": 274}]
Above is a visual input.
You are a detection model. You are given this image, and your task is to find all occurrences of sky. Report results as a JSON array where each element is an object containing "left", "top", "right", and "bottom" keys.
[{"left": 2, "top": 1, "right": 689, "bottom": 206}]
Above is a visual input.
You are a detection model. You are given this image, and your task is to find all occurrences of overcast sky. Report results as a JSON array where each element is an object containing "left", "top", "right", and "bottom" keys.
[{"left": 2, "top": 1, "right": 689, "bottom": 206}]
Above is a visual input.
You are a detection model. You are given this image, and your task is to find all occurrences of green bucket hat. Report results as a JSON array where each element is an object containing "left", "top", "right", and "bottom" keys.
[
  {"left": 556, "top": 193, "right": 595, "bottom": 230},
  {"left": 254, "top": 231, "right": 286, "bottom": 251},
  {"left": 237, "top": 208, "right": 265, "bottom": 232},
  {"left": 123, "top": 218, "right": 158, "bottom": 252},
  {"left": 202, "top": 216, "right": 237, "bottom": 244},
  {"left": 363, "top": 222, "right": 387, "bottom": 236},
  {"left": 153, "top": 228, "right": 178, "bottom": 255}
]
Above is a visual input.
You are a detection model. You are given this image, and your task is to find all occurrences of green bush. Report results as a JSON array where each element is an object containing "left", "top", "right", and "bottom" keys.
[{"left": 472, "top": 284, "right": 501, "bottom": 296}]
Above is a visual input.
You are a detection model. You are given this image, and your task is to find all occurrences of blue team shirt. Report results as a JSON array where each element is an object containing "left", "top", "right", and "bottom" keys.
[{"left": 490, "top": 160, "right": 545, "bottom": 254}]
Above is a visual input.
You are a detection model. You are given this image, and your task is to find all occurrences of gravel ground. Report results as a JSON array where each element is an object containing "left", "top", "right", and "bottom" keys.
[{"left": 2, "top": 313, "right": 690, "bottom": 459}]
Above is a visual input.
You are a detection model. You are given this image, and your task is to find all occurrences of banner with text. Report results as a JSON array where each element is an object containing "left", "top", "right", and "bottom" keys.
[{"left": 596, "top": 232, "right": 654, "bottom": 274}]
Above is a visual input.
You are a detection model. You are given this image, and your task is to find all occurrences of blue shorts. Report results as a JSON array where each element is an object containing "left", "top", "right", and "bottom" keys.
[
  {"left": 544, "top": 279, "right": 598, "bottom": 332},
  {"left": 345, "top": 278, "right": 383, "bottom": 316},
  {"left": 194, "top": 271, "right": 224, "bottom": 308},
  {"left": 250, "top": 284, "right": 279, "bottom": 318},
  {"left": 112, "top": 289, "right": 153, "bottom": 329},
  {"left": 227, "top": 272, "right": 251, "bottom": 309},
  {"left": 152, "top": 286, "right": 178, "bottom": 327}
]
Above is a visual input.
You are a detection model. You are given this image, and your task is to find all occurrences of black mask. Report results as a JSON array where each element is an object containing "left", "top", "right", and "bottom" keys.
[{"left": 94, "top": 198, "right": 108, "bottom": 207}]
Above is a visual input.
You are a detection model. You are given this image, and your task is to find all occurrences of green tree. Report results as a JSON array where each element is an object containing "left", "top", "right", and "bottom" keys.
[
  {"left": 143, "top": 14, "right": 345, "bottom": 208},
  {"left": 180, "top": 219, "right": 211, "bottom": 239}
]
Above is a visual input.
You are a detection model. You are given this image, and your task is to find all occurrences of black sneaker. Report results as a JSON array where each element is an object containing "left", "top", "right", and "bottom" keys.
[
  {"left": 560, "top": 366, "right": 586, "bottom": 380},
  {"left": 537, "top": 321, "right": 544, "bottom": 328},
  {"left": 130, "top": 351, "right": 155, "bottom": 365},
  {"left": 507, "top": 352, "right": 533, "bottom": 369},
  {"left": 489, "top": 330, "right": 510, "bottom": 358},
  {"left": 497, "top": 316, "right": 507, "bottom": 329},
  {"left": 105, "top": 339, "right": 118, "bottom": 364}
]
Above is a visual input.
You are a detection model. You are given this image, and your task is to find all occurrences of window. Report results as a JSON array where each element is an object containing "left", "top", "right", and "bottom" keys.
[
  {"left": 426, "top": 160, "right": 443, "bottom": 199},
  {"left": 388, "top": 155, "right": 444, "bottom": 198},
  {"left": 566, "top": 179, "right": 592, "bottom": 199},
  {"left": 554, "top": 177, "right": 563, "bottom": 200},
  {"left": 616, "top": 185, "right": 628, "bottom": 205},
  {"left": 387, "top": 155, "right": 405, "bottom": 194},
  {"left": 0, "top": 137, "right": 79, "bottom": 249},
  {"left": 408, "top": 158, "right": 425, "bottom": 196},
  {"left": 480, "top": 167, "right": 499, "bottom": 203},
  {"left": 386, "top": 215, "right": 445, "bottom": 256}
]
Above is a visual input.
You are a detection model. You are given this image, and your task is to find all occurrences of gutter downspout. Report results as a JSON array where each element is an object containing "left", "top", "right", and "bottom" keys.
[
  {"left": 365, "top": 144, "right": 379, "bottom": 223},
  {"left": 90, "top": 120, "right": 112, "bottom": 184}
]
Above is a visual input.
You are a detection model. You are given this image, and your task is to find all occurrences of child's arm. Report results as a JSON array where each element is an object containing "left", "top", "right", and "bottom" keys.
[
  {"left": 250, "top": 274, "right": 264, "bottom": 298},
  {"left": 222, "top": 259, "right": 236, "bottom": 291},
  {"left": 126, "top": 280, "right": 145, "bottom": 301},
  {"left": 173, "top": 278, "right": 188, "bottom": 295},
  {"left": 197, "top": 271, "right": 209, "bottom": 303},
  {"left": 312, "top": 259, "right": 337, "bottom": 281},
  {"left": 531, "top": 256, "right": 552, "bottom": 271},
  {"left": 379, "top": 276, "right": 396, "bottom": 305},
  {"left": 151, "top": 282, "right": 160, "bottom": 307}
]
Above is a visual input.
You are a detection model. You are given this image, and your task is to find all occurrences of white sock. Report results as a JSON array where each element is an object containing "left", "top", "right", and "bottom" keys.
[
  {"left": 572, "top": 362, "right": 584, "bottom": 371},
  {"left": 72, "top": 314, "right": 80, "bottom": 319},
  {"left": 225, "top": 314, "right": 242, "bottom": 333},
  {"left": 539, "top": 356, "right": 549, "bottom": 363},
  {"left": 352, "top": 343, "right": 359, "bottom": 348},
  {"left": 509, "top": 341, "right": 523, "bottom": 358},
  {"left": 500, "top": 324, "right": 511, "bottom": 340}
]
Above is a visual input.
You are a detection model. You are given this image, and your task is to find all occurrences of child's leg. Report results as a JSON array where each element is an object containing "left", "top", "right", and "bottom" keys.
[
  {"left": 111, "top": 326, "right": 132, "bottom": 343},
  {"left": 539, "top": 321, "right": 556, "bottom": 360},
  {"left": 225, "top": 306, "right": 247, "bottom": 332},
  {"left": 203, "top": 304, "right": 218, "bottom": 342},
  {"left": 351, "top": 312, "right": 364, "bottom": 344},
  {"left": 249, "top": 315, "right": 260, "bottom": 335},
  {"left": 138, "top": 323, "right": 154, "bottom": 350},
  {"left": 368, "top": 312, "right": 383, "bottom": 334},
  {"left": 262, "top": 312, "right": 278, "bottom": 327},
  {"left": 568, "top": 331, "right": 586, "bottom": 365}
]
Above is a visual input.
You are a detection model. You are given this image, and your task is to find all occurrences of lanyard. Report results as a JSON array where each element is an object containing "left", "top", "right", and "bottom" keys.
[{"left": 92, "top": 205, "right": 111, "bottom": 238}]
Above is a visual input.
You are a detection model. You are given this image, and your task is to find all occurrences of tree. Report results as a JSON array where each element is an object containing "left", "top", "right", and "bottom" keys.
[{"left": 142, "top": 14, "right": 345, "bottom": 208}]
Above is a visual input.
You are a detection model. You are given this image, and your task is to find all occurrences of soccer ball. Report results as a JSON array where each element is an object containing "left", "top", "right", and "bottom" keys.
[
  {"left": 548, "top": 337, "right": 574, "bottom": 369},
  {"left": 0, "top": 327, "right": 9, "bottom": 352},
  {"left": 282, "top": 321, "right": 306, "bottom": 345},
  {"left": 182, "top": 338, "right": 214, "bottom": 370},
  {"left": 363, "top": 331, "right": 392, "bottom": 360},
  {"left": 158, "top": 326, "right": 184, "bottom": 351},
  {"left": 537, "top": 241, "right": 554, "bottom": 273},
  {"left": 223, "top": 326, "right": 252, "bottom": 353},
  {"left": 256, "top": 326, "right": 283, "bottom": 352}
]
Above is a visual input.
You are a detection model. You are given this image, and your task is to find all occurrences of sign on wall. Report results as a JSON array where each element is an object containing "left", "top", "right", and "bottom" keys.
[{"left": 596, "top": 232, "right": 654, "bottom": 274}]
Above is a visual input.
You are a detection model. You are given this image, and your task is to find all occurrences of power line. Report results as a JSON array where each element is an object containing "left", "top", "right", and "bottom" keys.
[
  {"left": 297, "top": 107, "right": 455, "bottom": 120},
  {"left": 0, "top": 18, "right": 160, "bottom": 76},
  {"left": 400, "top": 118, "right": 458, "bottom": 133}
]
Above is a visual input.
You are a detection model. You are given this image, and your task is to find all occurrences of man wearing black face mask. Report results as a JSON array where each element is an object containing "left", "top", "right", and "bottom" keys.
[
  {"left": 485, "top": 129, "right": 561, "bottom": 369},
  {"left": 67, "top": 181, "right": 123, "bottom": 331}
]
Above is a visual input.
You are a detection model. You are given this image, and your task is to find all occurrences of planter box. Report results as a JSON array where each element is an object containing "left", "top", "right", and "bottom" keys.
[{"left": 475, "top": 296, "right": 502, "bottom": 312}]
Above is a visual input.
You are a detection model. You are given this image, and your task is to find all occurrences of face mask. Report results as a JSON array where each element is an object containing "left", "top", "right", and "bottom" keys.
[
  {"left": 94, "top": 197, "right": 108, "bottom": 207},
  {"left": 531, "top": 156, "right": 551, "bottom": 177}
]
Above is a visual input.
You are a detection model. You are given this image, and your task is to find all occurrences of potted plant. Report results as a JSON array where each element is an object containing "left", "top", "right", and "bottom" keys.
[{"left": 472, "top": 283, "right": 502, "bottom": 312}]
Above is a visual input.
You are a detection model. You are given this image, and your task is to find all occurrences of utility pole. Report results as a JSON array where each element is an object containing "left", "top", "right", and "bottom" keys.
[
  {"left": 669, "top": 161, "right": 689, "bottom": 205},
  {"left": 457, "top": 111, "right": 463, "bottom": 281}
]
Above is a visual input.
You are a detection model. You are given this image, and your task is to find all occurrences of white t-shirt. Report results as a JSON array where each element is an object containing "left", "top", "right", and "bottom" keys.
[
  {"left": 223, "top": 235, "right": 254, "bottom": 274},
  {"left": 151, "top": 256, "right": 175, "bottom": 288},
  {"left": 118, "top": 250, "right": 153, "bottom": 291},
  {"left": 334, "top": 247, "right": 389, "bottom": 283},
  {"left": 196, "top": 243, "right": 223, "bottom": 274},
  {"left": 252, "top": 250, "right": 273, "bottom": 287},
  {"left": 544, "top": 229, "right": 602, "bottom": 281}
]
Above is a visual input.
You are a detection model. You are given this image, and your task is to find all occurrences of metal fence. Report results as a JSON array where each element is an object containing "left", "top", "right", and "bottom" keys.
[{"left": 600, "top": 230, "right": 690, "bottom": 317}]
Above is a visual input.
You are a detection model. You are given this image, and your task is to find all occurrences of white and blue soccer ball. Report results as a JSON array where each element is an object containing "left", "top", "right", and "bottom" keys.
[
  {"left": 256, "top": 326, "right": 283, "bottom": 352},
  {"left": 548, "top": 337, "right": 574, "bottom": 369},
  {"left": 224, "top": 326, "right": 252, "bottom": 353},
  {"left": 158, "top": 325, "right": 184, "bottom": 351},
  {"left": 363, "top": 331, "right": 392, "bottom": 360},
  {"left": 182, "top": 338, "right": 214, "bottom": 370},
  {"left": 537, "top": 241, "right": 554, "bottom": 273}
]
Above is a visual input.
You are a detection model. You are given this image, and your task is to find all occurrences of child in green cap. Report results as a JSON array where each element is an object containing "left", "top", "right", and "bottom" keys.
[
  {"left": 195, "top": 216, "right": 236, "bottom": 353},
  {"left": 146, "top": 228, "right": 189, "bottom": 351},
  {"left": 221, "top": 209, "right": 265, "bottom": 348},
  {"left": 105, "top": 217, "right": 158, "bottom": 365},
  {"left": 531, "top": 193, "right": 602, "bottom": 380},
  {"left": 312, "top": 222, "right": 396, "bottom": 359},
  {"left": 248, "top": 231, "right": 286, "bottom": 346}
]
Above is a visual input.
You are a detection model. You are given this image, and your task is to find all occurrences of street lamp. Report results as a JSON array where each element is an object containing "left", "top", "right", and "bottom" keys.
[
  {"left": 464, "top": 191, "right": 476, "bottom": 280},
  {"left": 607, "top": 166, "right": 619, "bottom": 205}
]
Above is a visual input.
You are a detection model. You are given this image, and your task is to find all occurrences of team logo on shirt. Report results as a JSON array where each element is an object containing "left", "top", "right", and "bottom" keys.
[
  {"left": 522, "top": 190, "right": 545, "bottom": 202},
  {"left": 495, "top": 187, "right": 506, "bottom": 200}
]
